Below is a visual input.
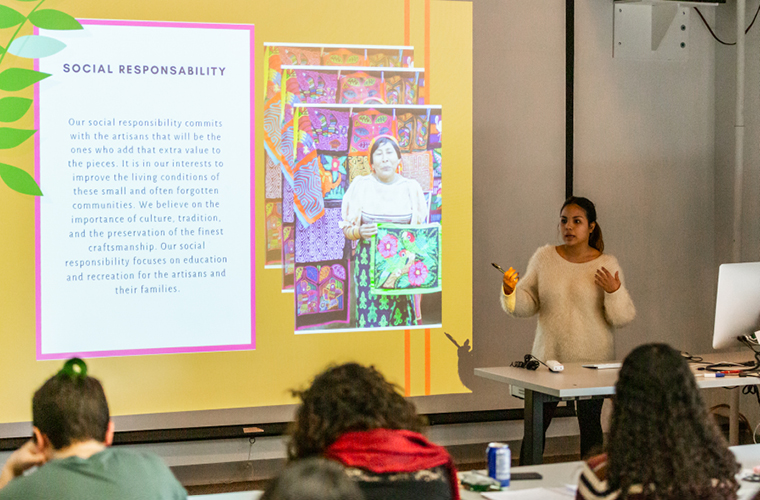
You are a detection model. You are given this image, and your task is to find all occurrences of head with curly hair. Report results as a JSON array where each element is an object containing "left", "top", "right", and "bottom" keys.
[
  {"left": 288, "top": 363, "right": 424, "bottom": 460},
  {"left": 607, "top": 343, "right": 739, "bottom": 499}
]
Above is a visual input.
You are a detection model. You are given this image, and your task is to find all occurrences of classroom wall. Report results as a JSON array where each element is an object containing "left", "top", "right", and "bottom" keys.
[{"left": 472, "top": 0, "right": 720, "bottom": 415}]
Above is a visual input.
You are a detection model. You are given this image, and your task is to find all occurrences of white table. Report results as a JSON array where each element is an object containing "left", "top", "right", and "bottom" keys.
[{"left": 475, "top": 351, "right": 760, "bottom": 464}]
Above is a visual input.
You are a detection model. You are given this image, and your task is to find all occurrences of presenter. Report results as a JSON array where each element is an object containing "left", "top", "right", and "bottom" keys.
[
  {"left": 340, "top": 135, "right": 427, "bottom": 328},
  {"left": 500, "top": 196, "right": 635, "bottom": 463}
]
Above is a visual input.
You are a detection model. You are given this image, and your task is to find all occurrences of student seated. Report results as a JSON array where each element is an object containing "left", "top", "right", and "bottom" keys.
[
  {"left": 577, "top": 343, "right": 739, "bottom": 500},
  {"left": 0, "top": 358, "right": 186, "bottom": 500},
  {"left": 261, "top": 457, "right": 365, "bottom": 500},
  {"left": 289, "top": 363, "right": 460, "bottom": 500}
]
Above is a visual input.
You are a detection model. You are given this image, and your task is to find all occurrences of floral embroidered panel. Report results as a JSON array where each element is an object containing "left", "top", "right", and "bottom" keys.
[{"left": 370, "top": 223, "right": 442, "bottom": 295}]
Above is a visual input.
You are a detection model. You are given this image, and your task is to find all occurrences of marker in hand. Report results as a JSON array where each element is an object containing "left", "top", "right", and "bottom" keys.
[{"left": 493, "top": 263, "right": 519, "bottom": 294}]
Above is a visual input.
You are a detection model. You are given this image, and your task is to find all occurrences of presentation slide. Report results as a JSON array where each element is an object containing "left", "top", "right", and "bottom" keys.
[
  {"left": 0, "top": 0, "right": 472, "bottom": 430},
  {"left": 36, "top": 21, "right": 254, "bottom": 358}
]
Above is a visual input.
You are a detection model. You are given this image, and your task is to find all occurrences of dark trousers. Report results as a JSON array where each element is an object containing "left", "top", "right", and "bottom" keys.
[{"left": 518, "top": 398, "right": 604, "bottom": 465}]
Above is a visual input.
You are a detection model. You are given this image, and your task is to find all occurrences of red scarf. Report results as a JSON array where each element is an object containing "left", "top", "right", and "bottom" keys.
[{"left": 324, "top": 428, "right": 460, "bottom": 500}]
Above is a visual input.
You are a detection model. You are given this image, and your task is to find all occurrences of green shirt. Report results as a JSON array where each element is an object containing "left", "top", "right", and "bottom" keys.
[{"left": 0, "top": 447, "right": 186, "bottom": 500}]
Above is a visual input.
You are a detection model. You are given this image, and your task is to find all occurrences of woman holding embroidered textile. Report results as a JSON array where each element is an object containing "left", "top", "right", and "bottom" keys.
[
  {"left": 500, "top": 196, "right": 636, "bottom": 463},
  {"left": 340, "top": 135, "right": 427, "bottom": 328}
]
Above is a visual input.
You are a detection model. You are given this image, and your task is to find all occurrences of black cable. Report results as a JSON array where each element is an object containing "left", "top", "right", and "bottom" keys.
[{"left": 695, "top": 3, "right": 760, "bottom": 46}]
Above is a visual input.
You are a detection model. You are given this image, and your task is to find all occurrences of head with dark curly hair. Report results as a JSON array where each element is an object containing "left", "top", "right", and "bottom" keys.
[
  {"left": 288, "top": 363, "right": 424, "bottom": 460},
  {"left": 607, "top": 343, "right": 739, "bottom": 499}
]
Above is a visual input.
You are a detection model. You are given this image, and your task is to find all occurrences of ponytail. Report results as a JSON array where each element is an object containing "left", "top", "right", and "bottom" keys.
[{"left": 562, "top": 196, "right": 604, "bottom": 253}]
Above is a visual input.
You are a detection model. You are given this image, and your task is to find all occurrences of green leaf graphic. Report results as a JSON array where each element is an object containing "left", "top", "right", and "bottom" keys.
[
  {"left": 8, "top": 35, "right": 66, "bottom": 59},
  {"left": 0, "top": 97, "right": 32, "bottom": 122},
  {"left": 0, "top": 163, "right": 42, "bottom": 196},
  {"left": 0, "top": 68, "right": 51, "bottom": 91},
  {"left": 0, "top": 5, "right": 25, "bottom": 29},
  {"left": 28, "top": 9, "right": 83, "bottom": 30},
  {"left": 0, "top": 128, "right": 36, "bottom": 149}
]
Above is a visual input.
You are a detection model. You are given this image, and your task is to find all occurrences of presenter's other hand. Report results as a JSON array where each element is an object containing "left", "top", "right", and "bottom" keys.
[
  {"left": 359, "top": 223, "right": 378, "bottom": 240},
  {"left": 2, "top": 440, "right": 46, "bottom": 481},
  {"left": 502, "top": 267, "right": 519, "bottom": 295},
  {"left": 595, "top": 266, "right": 620, "bottom": 293}
]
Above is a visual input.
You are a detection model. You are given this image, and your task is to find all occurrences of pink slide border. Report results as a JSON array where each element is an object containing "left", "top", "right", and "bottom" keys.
[{"left": 35, "top": 19, "right": 256, "bottom": 360}]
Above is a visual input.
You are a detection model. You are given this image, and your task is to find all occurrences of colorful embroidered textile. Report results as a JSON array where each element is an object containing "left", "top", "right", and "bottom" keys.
[
  {"left": 265, "top": 153, "right": 282, "bottom": 199},
  {"left": 339, "top": 72, "right": 384, "bottom": 104},
  {"left": 308, "top": 108, "right": 349, "bottom": 152},
  {"left": 294, "top": 69, "right": 338, "bottom": 104},
  {"left": 295, "top": 259, "right": 350, "bottom": 330},
  {"left": 349, "top": 110, "right": 396, "bottom": 156},
  {"left": 278, "top": 116, "right": 296, "bottom": 185},
  {"left": 319, "top": 154, "right": 348, "bottom": 200},
  {"left": 282, "top": 223, "right": 295, "bottom": 289},
  {"left": 265, "top": 201, "right": 282, "bottom": 265},
  {"left": 323, "top": 48, "right": 364, "bottom": 67},
  {"left": 293, "top": 149, "right": 325, "bottom": 226},
  {"left": 400, "top": 151, "right": 434, "bottom": 192},
  {"left": 264, "top": 48, "right": 282, "bottom": 101},
  {"left": 355, "top": 239, "right": 417, "bottom": 328},
  {"left": 279, "top": 46, "right": 321, "bottom": 66},
  {"left": 282, "top": 176, "right": 295, "bottom": 223},
  {"left": 370, "top": 223, "right": 441, "bottom": 295},
  {"left": 263, "top": 96, "right": 284, "bottom": 167},
  {"left": 428, "top": 114, "right": 442, "bottom": 148},
  {"left": 396, "top": 112, "right": 429, "bottom": 154},
  {"left": 367, "top": 52, "right": 402, "bottom": 67},
  {"left": 430, "top": 178, "right": 442, "bottom": 223},
  {"left": 432, "top": 148, "right": 442, "bottom": 178},
  {"left": 384, "top": 75, "right": 417, "bottom": 105},
  {"left": 347, "top": 156, "right": 371, "bottom": 183},
  {"left": 295, "top": 207, "right": 345, "bottom": 263}
]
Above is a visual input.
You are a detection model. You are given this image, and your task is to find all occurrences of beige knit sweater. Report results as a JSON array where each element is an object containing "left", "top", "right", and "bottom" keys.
[{"left": 501, "top": 245, "right": 636, "bottom": 363}]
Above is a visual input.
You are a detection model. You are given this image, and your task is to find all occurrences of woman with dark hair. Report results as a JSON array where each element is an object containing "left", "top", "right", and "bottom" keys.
[
  {"left": 289, "top": 363, "right": 459, "bottom": 500},
  {"left": 577, "top": 343, "right": 739, "bottom": 500},
  {"left": 500, "top": 196, "right": 636, "bottom": 463},
  {"left": 260, "top": 458, "right": 364, "bottom": 500},
  {"left": 340, "top": 135, "right": 428, "bottom": 328}
]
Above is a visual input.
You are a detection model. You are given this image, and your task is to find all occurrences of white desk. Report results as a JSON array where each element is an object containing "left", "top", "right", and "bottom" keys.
[{"left": 475, "top": 351, "right": 760, "bottom": 465}]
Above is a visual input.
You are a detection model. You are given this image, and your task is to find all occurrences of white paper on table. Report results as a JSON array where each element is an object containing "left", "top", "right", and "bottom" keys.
[{"left": 482, "top": 486, "right": 576, "bottom": 500}]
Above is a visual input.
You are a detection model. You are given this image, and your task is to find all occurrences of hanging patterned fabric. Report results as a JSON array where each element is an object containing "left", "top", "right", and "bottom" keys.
[
  {"left": 263, "top": 96, "right": 285, "bottom": 167},
  {"left": 282, "top": 223, "right": 295, "bottom": 289},
  {"left": 291, "top": 113, "right": 325, "bottom": 226},
  {"left": 412, "top": 113, "right": 429, "bottom": 152},
  {"left": 319, "top": 154, "right": 348, "bottom": 200},
  {"left": 279, "top": 46, "right": 321, "bottom": 66},
  {"left": 294, "top": 70, "right": 338, "bottom": 104},
  {"left": 282, "top": 175, "right": 295, "bottom": 223},
  {"left": 370, "top": 223, "right": 442, "bottom": 295},
  {"left": 430, "top": 178, "right": 442, "bottom": 223},
  {"left": 339, "top": 72, "right": 384, "bottom": 104},
  {"left": 428, "top": 114, "right": 443, "bottom": 148},
  {"left": 396, "top": 112, "right": 414, "bottom": 154},
  {"left": 307, "top": 108, "right": 349, "bottom": 152},
  {"left": 400, "top": 151, "right": 434, "bottom": 192},
  {"left": 347, "top": 156, "right": 371, "bottom": 183},
  {"left": 265, "top": 201, "right": 283, "bottom": 265},
  {"left": 295, "top": 259, "right": 351, "bottom": 330},
  {"left": 367, "top": 52, "right": 401, "bottom": 67},
  {"left": 264, "top": 48, "right": 282, "bottom": 102},
  {"left": 384, "top": 75, "right": 417, "bottom": 105},
  {"left": 432, "top": 148, "right": 442, "bottom": 178},
  {"left": 295, "top": 207, "right": 345, "bottom": 263},
  {"left": 322, "top": 48, "right": 364, "bottom": 66},
  {"left": 348, "top": 109, "right": 396, "bottom": 156},
  {"left": 265, "top": 153, "right": 282, "bottom": 199}
]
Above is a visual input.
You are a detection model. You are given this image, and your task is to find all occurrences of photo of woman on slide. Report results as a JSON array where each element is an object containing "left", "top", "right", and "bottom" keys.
[
  {"left": 340, "top": 136, "right": 429, "bottom": 328},
  {"left": 500, "top": 196, "right": 636, "bottom": 463}
]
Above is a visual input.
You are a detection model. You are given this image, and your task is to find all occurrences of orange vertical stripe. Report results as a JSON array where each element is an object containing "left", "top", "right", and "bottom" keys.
[
  {"left": 404, "top": 0, "right": 411, "bottom": 46},
  {"left": 423, "top": 0, "right": 430, "bottom": 102},
  {"left": 424, "top": 329, "right": 431, "bottom": 395},
  {"left": 404, "top": 330, "right": 411, "bottom": 396}
]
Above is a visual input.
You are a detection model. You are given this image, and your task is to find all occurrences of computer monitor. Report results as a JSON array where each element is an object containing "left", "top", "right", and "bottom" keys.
[{"left": 712, "top": 262, "right": 760, "bottom": 349}]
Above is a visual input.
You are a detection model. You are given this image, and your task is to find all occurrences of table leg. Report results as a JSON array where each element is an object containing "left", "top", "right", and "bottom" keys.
[
  {"left": 523, "top": 389, "right": 551, "bottom": 465},
  {"left": 730, "top": 386, "right": 740, "bottom": 446}
]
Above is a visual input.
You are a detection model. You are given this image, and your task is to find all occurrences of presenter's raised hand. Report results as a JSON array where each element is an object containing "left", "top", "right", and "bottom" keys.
[
  {"left": 502, "top": 267, "right": 519, "bottom": 295},
  {"left": 595, "top": 266, "right": 620, "bottom": 293},
  {"left": 359, "top": 223, "right": 378, "bottom": 240}
]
